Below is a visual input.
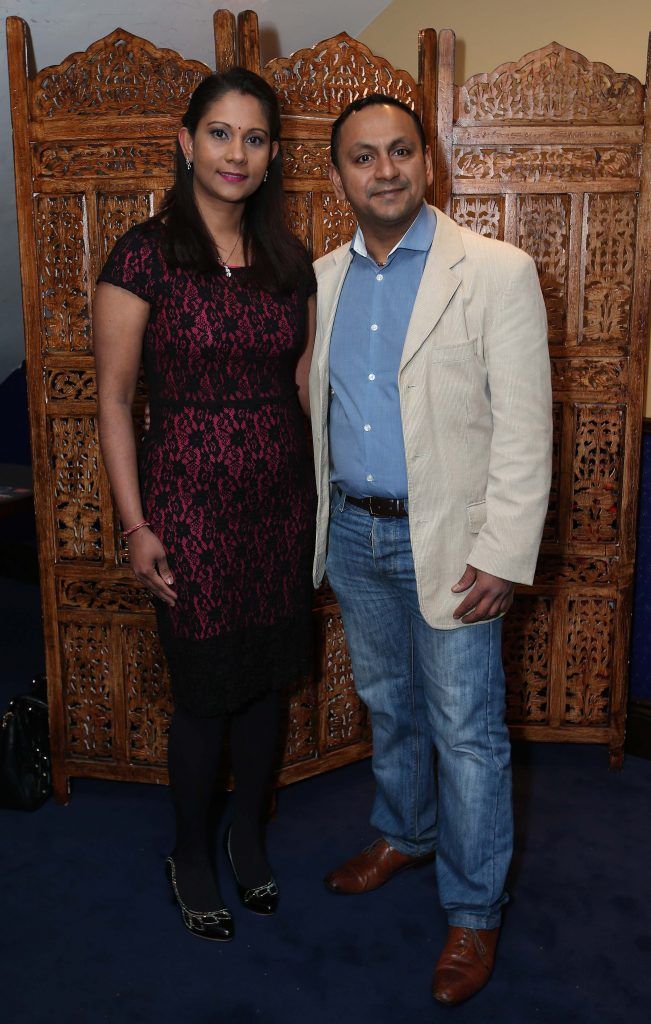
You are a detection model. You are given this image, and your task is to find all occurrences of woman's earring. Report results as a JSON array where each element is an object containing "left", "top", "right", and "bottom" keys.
[
  {"left": 263, "top": 169, "right": 269, "bottom": 183},
  {"left": 186, "top": 157, "right": 193, "bottom": 172}
]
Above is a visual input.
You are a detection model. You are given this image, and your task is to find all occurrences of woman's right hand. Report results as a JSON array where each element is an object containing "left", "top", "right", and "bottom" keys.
[{"left": 127, "top": 528, "right": 178, "bottom": 606}]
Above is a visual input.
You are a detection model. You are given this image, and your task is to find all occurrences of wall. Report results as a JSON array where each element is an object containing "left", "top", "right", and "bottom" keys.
[
  {"left": 361, "top": 0, "right": 649, "bottom": 84},
  {"left": 361, "top": 0, "right": 651, "bottom": 413}
]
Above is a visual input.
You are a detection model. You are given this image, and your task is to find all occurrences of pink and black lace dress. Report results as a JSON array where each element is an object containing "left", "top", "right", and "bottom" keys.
[{"left": 99, "top": 222, "right": 316, "bottom": 715}]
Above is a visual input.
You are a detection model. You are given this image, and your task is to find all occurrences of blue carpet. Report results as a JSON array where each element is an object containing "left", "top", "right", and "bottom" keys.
[{"left": 2, "top": 583, "right": 651, "bottom": 1023}]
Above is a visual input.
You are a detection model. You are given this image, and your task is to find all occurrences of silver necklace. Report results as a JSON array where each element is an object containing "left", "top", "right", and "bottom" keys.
[{"left": 217, "top": 233, "right": 241, "bottom": 278}]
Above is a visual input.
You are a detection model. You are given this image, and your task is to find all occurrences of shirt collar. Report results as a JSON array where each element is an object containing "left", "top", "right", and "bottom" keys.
[{"left": 351, "top": 202, "right": 436, "bottom": 262}]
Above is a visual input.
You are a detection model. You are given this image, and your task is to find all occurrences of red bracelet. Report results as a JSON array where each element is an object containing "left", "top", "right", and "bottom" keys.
[{"left": 123, "top": 520, "right": 150, "bottom": 539}]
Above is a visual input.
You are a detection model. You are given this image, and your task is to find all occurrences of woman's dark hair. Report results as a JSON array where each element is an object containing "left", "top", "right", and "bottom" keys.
[
  {"left": 330, "top": 93, "right": 426, "bottom": 169},
  {"left": 155, "top": 68, "right": 309, "bottom": 292}
]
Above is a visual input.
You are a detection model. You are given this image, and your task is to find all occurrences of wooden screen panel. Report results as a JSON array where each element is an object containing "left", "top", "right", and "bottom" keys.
[
  {"left": 581, "top": 193, "right": 638, "bottom": 346},
  {"left": 122, "top": 623, "right": 173, "bottom": 766},
  {"left": 35, "top": 194, "right": 92, "bottom": 353},
  {"left": 451, "top": 196, "right": 505, "bottom": 239},
  {"left": 439, "top": 35, "right": 651, "bottom": 764},
  {"left": 503, "top": 595, "right": 553, "bottom": 725}
]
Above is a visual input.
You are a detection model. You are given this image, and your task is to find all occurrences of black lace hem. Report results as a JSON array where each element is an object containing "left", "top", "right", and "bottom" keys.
[{"left": 156, "top": 609, "right": 313, "bottom": 716}]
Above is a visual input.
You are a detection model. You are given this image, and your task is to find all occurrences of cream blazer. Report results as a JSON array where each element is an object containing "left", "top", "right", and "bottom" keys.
[{"left": 309, "top": 206, "right": 553, "bottom": 629}]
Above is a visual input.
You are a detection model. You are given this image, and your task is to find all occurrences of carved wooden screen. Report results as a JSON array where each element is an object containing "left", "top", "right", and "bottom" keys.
[
  {"left": 8, "top": 11, "right": 650, "bottom": 805},
  {"left": 436, "top": 35, "right": 651, "bottom": 766}
]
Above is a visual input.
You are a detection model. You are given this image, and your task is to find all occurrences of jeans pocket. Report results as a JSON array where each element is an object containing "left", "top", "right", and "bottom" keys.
[{"left": 329, "top": 487, "right": 345, "bottom": 516}]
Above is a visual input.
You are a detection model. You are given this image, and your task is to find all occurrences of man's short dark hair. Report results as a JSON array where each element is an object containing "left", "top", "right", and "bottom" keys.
[{"left": 330, "top": 93, "right": 427, "bottom": 169}]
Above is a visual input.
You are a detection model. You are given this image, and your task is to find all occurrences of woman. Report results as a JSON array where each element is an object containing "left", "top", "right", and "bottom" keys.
[{"left": 94, "top": 68, "right": 316, "bottom": 942}]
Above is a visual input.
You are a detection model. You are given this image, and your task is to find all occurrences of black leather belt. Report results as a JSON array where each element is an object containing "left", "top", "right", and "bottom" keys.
[{"left": 343, "top": 493, "right": 408, "bottom": 518}]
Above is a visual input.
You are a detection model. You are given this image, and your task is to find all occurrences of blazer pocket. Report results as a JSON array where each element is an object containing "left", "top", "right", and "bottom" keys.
[
  {"left": 466, "top": 499, "right": 487, "bottom": 533},
  {"left": 430, "top": 340, "right": 477, "bottom": 364}
]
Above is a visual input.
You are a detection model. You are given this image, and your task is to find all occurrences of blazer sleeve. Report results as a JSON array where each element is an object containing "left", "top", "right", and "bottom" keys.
[{"left": 467, "top": 251, "right": 552, "bottom": 584}]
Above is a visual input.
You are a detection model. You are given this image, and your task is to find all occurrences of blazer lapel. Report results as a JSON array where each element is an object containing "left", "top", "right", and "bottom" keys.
[
  {"left": 400, "top": 210, "right": 466, "bottom": 372},
  {"left": 316, "top": 244, "right": 352, "bottom": 382}
]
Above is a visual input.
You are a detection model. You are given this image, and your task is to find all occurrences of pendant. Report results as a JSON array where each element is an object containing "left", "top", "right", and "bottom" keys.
[{"left": 223, "top": 264, "right": 232, "bottom": 278}]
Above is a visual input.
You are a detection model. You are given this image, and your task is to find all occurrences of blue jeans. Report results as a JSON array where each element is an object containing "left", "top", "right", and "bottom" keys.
[{"left": 325, "top": 493, "right": 512, "bottom": 929}]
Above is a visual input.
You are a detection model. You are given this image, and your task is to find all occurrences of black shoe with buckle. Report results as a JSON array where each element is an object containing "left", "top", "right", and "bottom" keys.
[
  {"left": 165, "top": 856, "right": 234, "bottom": 941},
  {"left": 224, "top": 825, "right": 279, "bottom": 916}
]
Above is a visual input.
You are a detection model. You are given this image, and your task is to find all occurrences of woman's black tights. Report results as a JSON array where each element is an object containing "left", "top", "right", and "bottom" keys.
[{"left": 167, "top": 691, "right": 281, "bottom": 910}]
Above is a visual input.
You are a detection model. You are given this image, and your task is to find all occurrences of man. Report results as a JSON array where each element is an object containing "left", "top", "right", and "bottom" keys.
[{"left": 309, "top": 94, "right": 552, "bottom": 1006}]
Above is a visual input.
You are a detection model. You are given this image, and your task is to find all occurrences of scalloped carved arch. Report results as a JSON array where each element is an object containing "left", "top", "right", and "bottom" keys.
[
  {"left": 263, "top": 32, "right": 419, "bottom": 115},
  {"left": 31, "top": 28, "right": 211, "bottom": 118},
  {"left": 456, "top": 41, "right": 644, "bottom": 125}
]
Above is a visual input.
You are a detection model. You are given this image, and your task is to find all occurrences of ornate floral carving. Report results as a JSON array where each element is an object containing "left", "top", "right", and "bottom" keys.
[
  {"left": 97, "top": 193, "right": 153, "bottom": 262},
  {"left": 324, "top": 613, "right": 370, "bottom": 749},
  {"left": 284, "top": 192, "right": 313, "bottom": 252},
  {"left": 58, "top": 577, "right": 153, "bottom": 612},
  {"left": 518, "top": 194, "right": 569, "bottom": 340},
  {"left": 281, "top": 680, "right": 319, "bottom": 764},
  {"left": 47, "top": 368, "right": 96, "bottom": 402},
  {"left": 32, "top": 30, "right": 210, "bottom": 118},
  {"left": 35, "top": 140, "right": 176, "bottom": 179},
  {"left": 282, "top": 141, "right": 331, "bottom": 179},
  {"left": 544, "top": 404, "right": 563, "bottom": 543},
  {"left": 264, "top": 33, "right": 418, "bottom": 115},
  {"left": 61, "top": 622, "right": 113, "bottom": 759},
  {"left": 115, "top": 524, "right": 131, "bottom": 565},
  {"left": 51, "top": 417, "right": 103, "bottom": 561},
  {"left": 122, "top": 625, "right": 173, "bottom": 764},
  {"left": 565, "top": 597, "right": 615, "bottom": 724},
  {"left": 458, "top": 42, "right": 643, "bottom": 124},
  {"left": 571, "top": 404, "right": 624, "bottom": 544},
  {"left": 453, "top": 146, "right": 640, "bottom": 182},
  {"left": 534, "top": 556, "right": 613, "bottom": 586},
  {"left": 582, "top": 193, "right": 637, "bottom": 344},
  {"left": 321, "top": 193, "right": 356, "bottom": 255},
  {"left": 35, "top": 194, "right": 91, "bottom": 352},
  {"left": 551, "top": 358, "right": 626, "bottom": 393},
  {"left": 46, "top": 368, "right": 146, "bottom": 406},
  {"left": 451, "top": 196, "right": 503, "bottom": 238},
  {"left": 503, "top": 596, "right": 552, "bottom": 724}
]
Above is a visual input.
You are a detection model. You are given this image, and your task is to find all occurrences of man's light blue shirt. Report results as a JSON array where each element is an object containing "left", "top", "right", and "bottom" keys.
[{"left": 329, "top": 202, "right": 436, "bottom": 498}]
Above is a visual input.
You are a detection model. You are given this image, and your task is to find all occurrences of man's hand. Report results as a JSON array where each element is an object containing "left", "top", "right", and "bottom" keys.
[{"left": 451, "top": 565, "right": 514, "bottom": 623}]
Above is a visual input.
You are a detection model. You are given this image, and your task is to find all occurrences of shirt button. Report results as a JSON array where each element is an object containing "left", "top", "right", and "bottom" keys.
[
  {"left": 366, "top": 474, "right": 374, "bottom": 483},
  {"left": 376, "top": 273, "right": 384, "bottom": 281},
  {"left": 368, "top": 373, "right": 375, "bottom": 381},
  {"left": 370, "top": 323, "right": 378, "bottom": 332},
  {"left": 363, "top": 424, "right": 371, "bottom": 432}
]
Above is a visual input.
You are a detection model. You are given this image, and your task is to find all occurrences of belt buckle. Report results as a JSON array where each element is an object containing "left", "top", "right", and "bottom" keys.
[{"left": 368, "top": 496, "right": 388, "bottom": 517}]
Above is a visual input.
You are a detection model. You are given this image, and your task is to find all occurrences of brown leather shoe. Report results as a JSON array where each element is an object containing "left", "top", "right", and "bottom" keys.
[
  {"left": 432, "top": 926, "right": 500, "bottom": 1005},
  {"left": 324, "top": 838, "right": 434, "bottom": 895}
]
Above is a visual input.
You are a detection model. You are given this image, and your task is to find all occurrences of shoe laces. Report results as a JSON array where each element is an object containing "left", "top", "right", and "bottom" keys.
[{"left": 452, "top": 929, "right": 486, "bottom": 959}]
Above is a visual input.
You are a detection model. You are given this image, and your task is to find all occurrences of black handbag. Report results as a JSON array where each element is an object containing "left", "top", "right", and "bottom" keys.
[{"left": 0, "top": 685, "right": 51, "bottom": 811}]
